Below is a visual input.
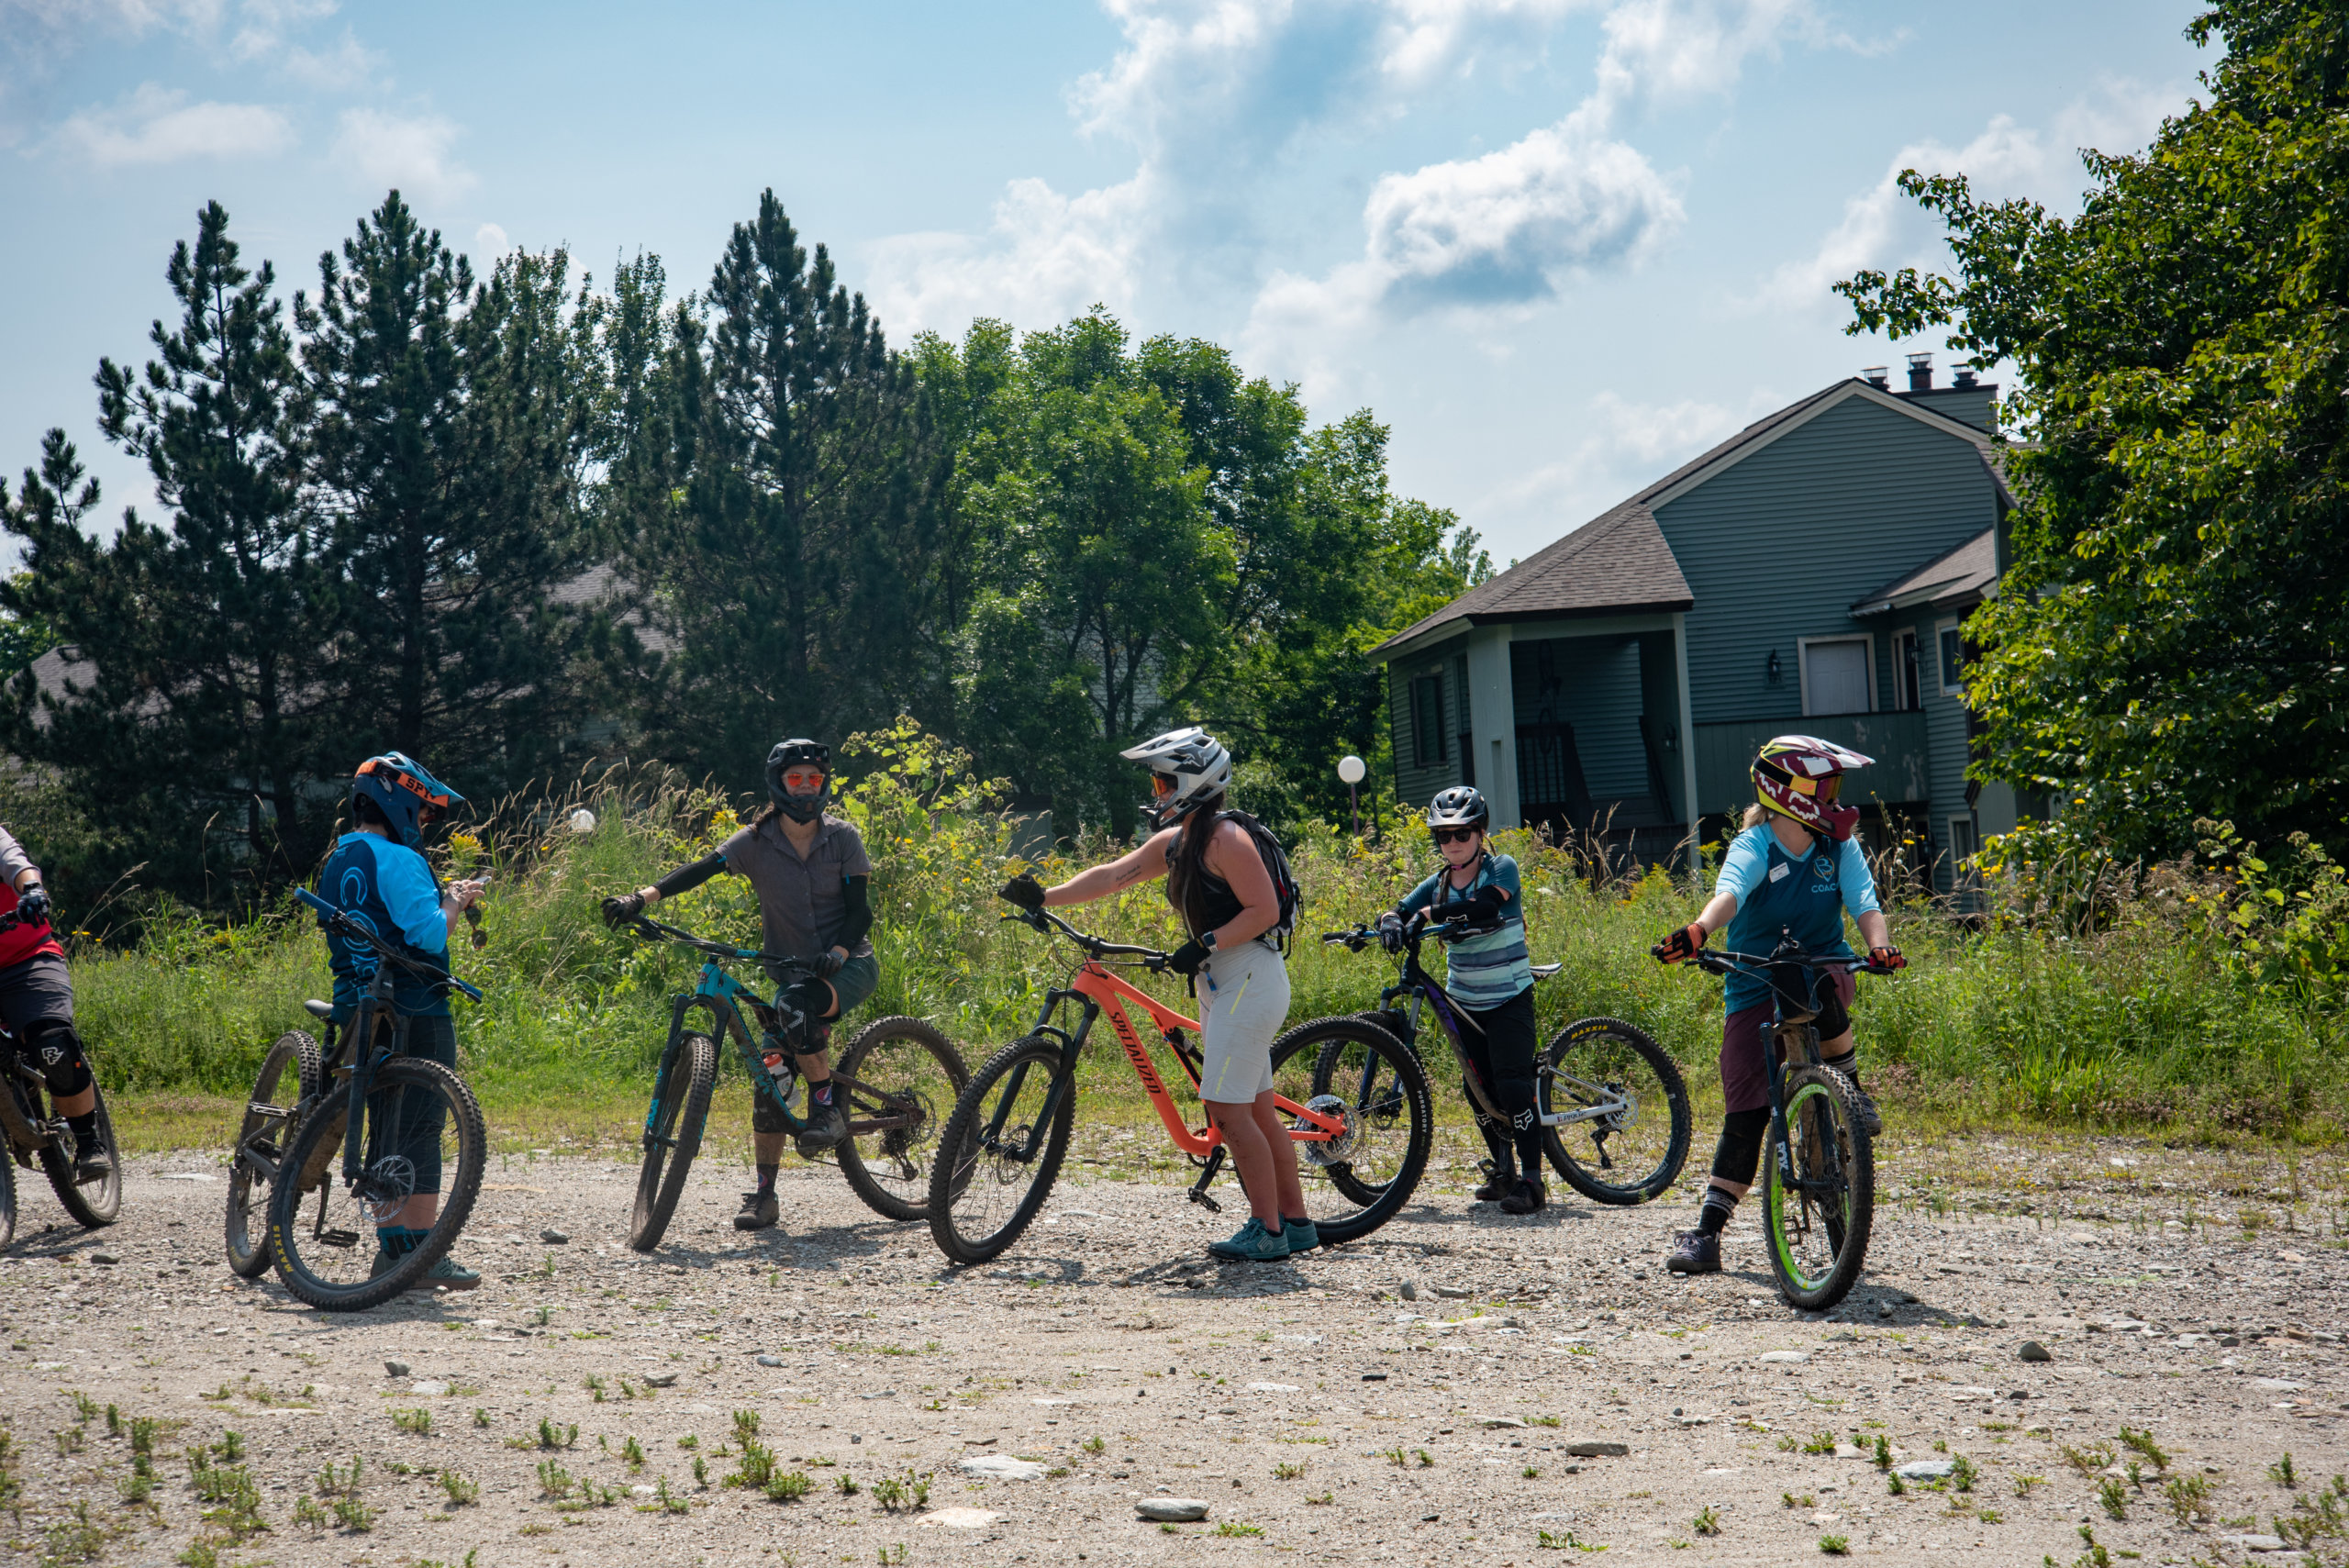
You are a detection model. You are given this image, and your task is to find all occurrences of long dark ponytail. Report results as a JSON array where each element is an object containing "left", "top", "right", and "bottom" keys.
[{"left": 1165, "top": 792, "right": 1228, "bottom": 937}]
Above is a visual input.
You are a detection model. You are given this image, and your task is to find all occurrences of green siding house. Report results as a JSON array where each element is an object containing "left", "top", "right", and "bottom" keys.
[{"left": 1374, "top": 359, "right": 2026, "bottom": 892}]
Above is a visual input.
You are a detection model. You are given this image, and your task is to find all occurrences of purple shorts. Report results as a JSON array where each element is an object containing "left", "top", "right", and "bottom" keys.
[{"left": 1719, "top": 966, "right": 1855, "bottom": 1115}]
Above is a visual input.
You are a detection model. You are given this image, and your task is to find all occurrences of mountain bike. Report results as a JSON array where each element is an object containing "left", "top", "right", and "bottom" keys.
[
  {"left": 244, "top": 890, "right": 490, "bottom": 1310},
  {"left": 1319, "top": 916, "right": 1690, "bottom": 1205},
  {"left": 1691, "top": 933, "right": 1895, "bottom": 1309},
  {"left": 618, "top": 915, "right": 966, "bottom": 1251},
  {"left": 0, "top": 913, "right": 121, "bottom": 1247},
  {"left": 924, "top": 904, "right": 1433, "bottom": 1266}
]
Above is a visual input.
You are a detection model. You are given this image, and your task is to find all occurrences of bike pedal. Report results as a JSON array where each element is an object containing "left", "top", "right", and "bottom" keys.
[
  {"left": 1186, "top": 1189, "right": 1222, "bottom": 1213},
  {"left": 317, "top": 1229, "right": 362, "bottom": 1249}
]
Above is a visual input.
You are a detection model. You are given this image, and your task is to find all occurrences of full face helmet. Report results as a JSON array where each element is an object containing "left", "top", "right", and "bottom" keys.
[
  {"left": 1425, "top": 785, "right": 1490, "bottom": 840},
  {"left": 1119, "top": 727, "right": 1232, "bottom": 829},
  {"left": 765, "top": 739, "right": 831, "bottom": 823},
  {"left": 1751, "top": 734, "right": 1873, "bottom": 842},
  {"left": 351, "top": 752, "right": 463, "bottom": 850}
]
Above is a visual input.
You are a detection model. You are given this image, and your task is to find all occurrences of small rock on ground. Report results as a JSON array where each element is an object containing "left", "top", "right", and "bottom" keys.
[{"left": 1137, "top": 1497, "right": 1209, "bottom": 1522}]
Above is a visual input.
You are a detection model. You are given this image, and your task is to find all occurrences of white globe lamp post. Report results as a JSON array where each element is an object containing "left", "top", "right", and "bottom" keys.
[{"left": 1337, "top": 754, "right": 1367, "bottom": 838}]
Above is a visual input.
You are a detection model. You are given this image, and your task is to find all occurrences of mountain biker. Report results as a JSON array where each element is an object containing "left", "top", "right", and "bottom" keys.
[
  {"left": 317, "top": 752, "right": 486, "bottom": 1291},
  {"left": 1377, "top": 785, "right": 1546, "bottom": 1215},
  {"left": 0, "top": 828, "right": 106, "bottom": 1183},
  {"left": 997, "top": 727, "right": 1313, "bottom": 1262},
  {"left": 1650, "top": 734, "right": 1904, "bottom": 1275},
  {"left": 601, "top": 739, "right": 879, "bottom": 1233}
]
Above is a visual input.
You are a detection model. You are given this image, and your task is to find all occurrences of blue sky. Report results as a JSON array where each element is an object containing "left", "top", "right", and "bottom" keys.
[{"left": 3, "top": 0, "right": 2206, "bottom": 567}]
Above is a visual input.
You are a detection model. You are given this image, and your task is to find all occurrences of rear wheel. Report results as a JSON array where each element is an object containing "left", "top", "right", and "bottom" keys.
[
  {"left": 629, "top": 1032, "right": 717, "bottom": 1252},
  {"left": 1281, "top": 1017, "right": 1431, "bottom": 1243},
  {"left": 835, "top": 1017, "right": 967, "bottom": 1223},
  {"left": 44, "top": 1079, "right": 120, "bottom": 1229},
  {"left": 926, "top": 1036, "right": 1074, "bottom": 1266},
  {"left": 1538, "top": 1017, "right": 1690, "bottom": 1205},
  {"left": 267, "top": 1058, "right": 487, "bottom": 1312},
  {"left": 227, "top": 1030, "right": 320, "bottom": 1276},
  {"left": 0, "top": 1124, "right": 18, "bottom": 1251},
  {"left": 1763, "top": 1064, "right": 1875, "bottom": 1310}
]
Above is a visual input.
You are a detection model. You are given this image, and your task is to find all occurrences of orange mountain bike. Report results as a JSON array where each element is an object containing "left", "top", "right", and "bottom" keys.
[{"left": 925, "top": 906, "right": 1433, "bottom": 1265}]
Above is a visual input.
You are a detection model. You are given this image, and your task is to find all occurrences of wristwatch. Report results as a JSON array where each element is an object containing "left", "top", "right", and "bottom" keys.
[{"left": 1202, "top": 930, "right": 1220, "bottom": 953}]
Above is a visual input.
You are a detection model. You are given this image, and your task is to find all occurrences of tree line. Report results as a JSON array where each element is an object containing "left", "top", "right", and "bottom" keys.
[{"left": 0, "top": 190, "right": 1486, "bottom": 910}]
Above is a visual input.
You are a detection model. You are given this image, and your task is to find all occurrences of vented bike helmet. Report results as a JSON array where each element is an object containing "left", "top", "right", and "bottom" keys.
[
  {"left": 765, "top": 739, "right": 831, "bottom": 824},
  {"left": 1752, "top": 734, "right": 1873, "bottom": 842},
  {"left": 1425, "top": 785, "right": 1490, "bottom": 835},
  {"left": 1120, "top": 727, "right": 1232, "bottom": 829},
  {"left": 352, "top": 752, "right": 462, "bottom": 850}
]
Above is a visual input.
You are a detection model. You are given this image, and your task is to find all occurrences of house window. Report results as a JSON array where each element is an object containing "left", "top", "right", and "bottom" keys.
[
  {"left": 1893, "top": 630, "right": 1922, "bottom": 712},
  {"left": 1798, "top": 636, "right": 1874, "bottom": 717},
  {"left": 1946, "top": 815, "right": 1980, "bottom": 893},
  {"left": 1410, "top": 673, "right": 1445, "bottom": 766},
  {"left": 1937, "top": 620, "right": 1965, "bottom": 695}
]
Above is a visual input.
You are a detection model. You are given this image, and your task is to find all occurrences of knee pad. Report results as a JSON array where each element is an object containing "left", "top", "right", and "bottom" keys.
[
  {"left": 780, "top": 978, "right": 837, "bottom": 1032},
  {"left": 1709, "top": 1106, "right": 1770, "bottom": 1186},
  {"left": 25, "top": 1024, "right": 90, "bottom": 1099},
  {"left": 751, "top": 1094, "right": 790, "bottom": 1135}
]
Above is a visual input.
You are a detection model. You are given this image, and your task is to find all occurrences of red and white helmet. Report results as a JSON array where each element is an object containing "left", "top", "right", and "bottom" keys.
[{"left": 1752, "top": 735, "right": 1872, "bottom": 842}]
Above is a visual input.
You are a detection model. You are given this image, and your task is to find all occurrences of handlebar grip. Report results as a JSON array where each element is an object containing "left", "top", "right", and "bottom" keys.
[{"left": 295, "top": 887, "right": 333, "bottom": 917}]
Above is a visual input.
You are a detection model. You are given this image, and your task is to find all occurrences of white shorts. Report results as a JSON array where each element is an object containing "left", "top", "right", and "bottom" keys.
[{"left": 1197, "top": 941, "right": 1289, "bottom": 1104}]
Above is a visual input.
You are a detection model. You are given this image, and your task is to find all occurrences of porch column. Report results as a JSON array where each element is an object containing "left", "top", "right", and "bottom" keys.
[
  {"left": 1464, "top": 625, "right": 1520, "bottom": 827},
  {"left": 1673, "top": 611, "right": 1700, "bottom": 871}
]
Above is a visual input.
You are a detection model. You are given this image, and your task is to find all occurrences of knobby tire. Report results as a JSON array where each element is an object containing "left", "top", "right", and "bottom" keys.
[
  {"left": 45, "top": 1078, "right": 120, "bottom": 1229},
  {"left": 227, "top": 1030, "right": 320, "bottom": 1277},
  {"left": 1763, "top": 1063, "right": 1874, "bottom": 1310},
  {"left": 1276, "top": 1016, "right": 1431, "bottom": 1243},
  {"left": 629, "top": 1031, "right": 718, "bottom": 1252},
  {"left": 1537, "top": 1017, "right": 1690, "bottom": 1206},
  {"left": 926, "top": 1035, "right": 1075, "bottom": 1267},
  {"left": 834, "top": 1016, "right": 968, "bottom": 1224}
]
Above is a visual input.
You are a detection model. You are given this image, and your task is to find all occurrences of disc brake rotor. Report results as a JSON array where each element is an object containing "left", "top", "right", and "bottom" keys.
[
  {"left": 353, "top": 1155, "right": 417, "bottom": 1226},
  {"left": 1297, "top": 1095, "right": 1359, "bottom": 1168}
]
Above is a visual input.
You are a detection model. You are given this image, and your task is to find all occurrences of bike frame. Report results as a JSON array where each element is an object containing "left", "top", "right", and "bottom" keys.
[
  {"left": 1698, "top": 940, "right": 1872, "bottom": 1214},
  {"left": 988, "top": 909, "right": 1346, "bottom": 1183}
]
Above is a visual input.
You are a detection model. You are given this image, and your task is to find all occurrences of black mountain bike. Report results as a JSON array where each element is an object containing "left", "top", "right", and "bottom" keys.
[
  {"left": 1318, "top": 917, "right": 1689, "bottom": 1205},
  {"left": 1691, "top": 933, "right": 1895, "bottom": 1309},
  {"left": 620, "top": 916, "right": 966, "bottom": 1252},
  {"left": 0, "top": 913, "right": 121, "bottom": 1247},
  {"left": 235, "top": 889, "right": 490, "bottom": 1311}
]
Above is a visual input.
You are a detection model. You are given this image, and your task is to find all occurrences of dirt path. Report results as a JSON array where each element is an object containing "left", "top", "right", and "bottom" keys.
[{"left": 1, "top": 1136, "right": 2343, "bottom": 1567}]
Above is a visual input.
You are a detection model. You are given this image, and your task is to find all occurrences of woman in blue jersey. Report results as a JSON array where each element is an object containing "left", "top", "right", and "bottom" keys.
[
  {"left": 1650, "top": 735, "right": 1905, "bottom": 1276},
  {"left": 1377, "top": 785, "right": 1547, "bottom": 1216},
  {"left": 317, "top": 752, "right": 486, "bottom": 1291}
]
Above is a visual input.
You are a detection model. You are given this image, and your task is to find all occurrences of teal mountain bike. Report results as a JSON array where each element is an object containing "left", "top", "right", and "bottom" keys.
[{"left": 620, "top": 916, "right": 966, "bottom": 1251}]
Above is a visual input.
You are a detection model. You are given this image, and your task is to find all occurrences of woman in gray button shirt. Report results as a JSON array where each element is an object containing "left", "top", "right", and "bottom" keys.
[{"left": 603, "top": 739, "right": 879, "bottom": 1231}]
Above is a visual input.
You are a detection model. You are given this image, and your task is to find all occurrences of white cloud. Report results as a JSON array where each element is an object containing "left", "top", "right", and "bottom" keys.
[
  {"left": 865, "top": 174, "right": 1152, "bottom": 338},
  {"left": 1754, "top": 78, "right": 2185, "bottom": 318},
  {"left": 51, "top": 82, "right": 289, "bottom": 164},
  {"left": 473, "top": 222, "right": 509, "bottom": 257},
  {"left": 230, "top": 0, "right": 378, "bottom": 85},
  {"left": 333, "top": 106, "right": 473, "bottom": 202},
  {"left": 1475, "top": 389, "right": 1751, "bottom": 539}
]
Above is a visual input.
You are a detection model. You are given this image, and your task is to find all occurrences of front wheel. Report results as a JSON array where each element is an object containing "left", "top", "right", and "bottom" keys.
[
  {"left": 227, "top": 1030, "right": 320, "bottom": 1276},
  {"left": 267, "top": 1058, "right": 487, "bottom": 1312},
  {"left": 1763, "top": 1064, "right": 1875, "bottom": 1310},
  {"left": 44, "top": 1078, "right": 120, "bottom": 1229},
  {"left": 629, "top": 1032, "right": 717, "bottom": 1252},
  {"left": 1277, "top": 1016, "right": 1432, "bottom": 1244},
  {"left": 926, "top": 1036, "right": 1075, "bottom": 1267},
  {"left": 1538, "top": 1017, "right": 1690, "bottom": 1206},
  {"left": 834, "top": 1017, "right": 967, "bottom": 1223}
]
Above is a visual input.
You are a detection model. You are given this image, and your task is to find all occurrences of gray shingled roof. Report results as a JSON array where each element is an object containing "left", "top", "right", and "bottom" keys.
[
  {"left": 1372, "top": 377, "right": 2000, "bottom": 660},
  {"left": 1850, "top": 528, "right": 1997, "bottom": 616}
]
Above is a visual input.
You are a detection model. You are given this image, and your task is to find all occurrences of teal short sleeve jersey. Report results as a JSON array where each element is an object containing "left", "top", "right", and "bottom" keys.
[{"left": 1712, "top": 825, "right": 1879, "bottom": 1012}]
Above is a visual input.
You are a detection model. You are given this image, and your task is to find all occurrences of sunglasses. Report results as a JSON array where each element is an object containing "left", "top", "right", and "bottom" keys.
[{"left": 1431, "top": 827, "right": 1480, "bottom": 846}]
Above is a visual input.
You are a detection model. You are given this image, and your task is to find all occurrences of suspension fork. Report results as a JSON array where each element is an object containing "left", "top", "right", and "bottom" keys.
[
  {"left": 643, "top": 992, "right": 728, "bottom": 1146},
  {"left": 982, "top": 992, "right": 1091, "bottom": 1158}
]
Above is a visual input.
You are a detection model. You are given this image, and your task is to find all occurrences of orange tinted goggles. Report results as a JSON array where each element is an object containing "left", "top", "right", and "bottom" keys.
[{"left": 1150, "top": 773, "right": 1177, "bottom": 798}]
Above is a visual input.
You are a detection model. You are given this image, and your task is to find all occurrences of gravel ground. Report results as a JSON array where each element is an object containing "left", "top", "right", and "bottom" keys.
[{"left": 0, "top": 1137, "right": 2343, "bottom": 1567}]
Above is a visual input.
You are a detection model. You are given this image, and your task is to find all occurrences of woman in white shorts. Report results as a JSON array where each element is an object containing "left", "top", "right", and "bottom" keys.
[{"left": 997, "top": 728, "right": 1310, "bottom": 1262}]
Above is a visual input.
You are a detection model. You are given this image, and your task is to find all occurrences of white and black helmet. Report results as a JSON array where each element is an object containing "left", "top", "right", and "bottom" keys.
[
  {"left": 1426, "top": 784, "right": 1490, "bottom": 833},
  {"left": 1120, "top": 727, "right": 1232, "bottom": 828}
]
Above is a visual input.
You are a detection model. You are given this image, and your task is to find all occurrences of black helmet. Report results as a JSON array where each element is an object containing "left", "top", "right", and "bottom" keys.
[
  {"left": 765, "top": 739, "right": 831, "bottom": 824},
  {"left": 1426, "top": 785, "right": 1489, "bottom": 834}
]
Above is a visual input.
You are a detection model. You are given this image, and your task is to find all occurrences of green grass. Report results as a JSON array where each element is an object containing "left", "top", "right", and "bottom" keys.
[{"left": 61, "top": 746, "right": 2349, "bottom": 1153}]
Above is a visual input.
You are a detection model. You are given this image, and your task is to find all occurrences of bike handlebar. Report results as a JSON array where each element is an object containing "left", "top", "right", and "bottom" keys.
[
  {"left": 619, "top": 913, "right": 815, "bottom": 973},
  {"left": 1320, "top": 917, "right": 1485, "bottom": 955},
  {"left": 1691, "top": 946, "right": 1896, "bottom": 979},
  {"left": 997, "top": 904, "right": 1174, "bottom": 969},
  {"left": 295, "top": 887, "right": 485, "bottom": 1002}
]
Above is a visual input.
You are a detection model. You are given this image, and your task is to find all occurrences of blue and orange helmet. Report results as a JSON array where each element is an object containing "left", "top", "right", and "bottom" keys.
[{"left": 352, "top": 752, "right": 463, "bottom": 849}]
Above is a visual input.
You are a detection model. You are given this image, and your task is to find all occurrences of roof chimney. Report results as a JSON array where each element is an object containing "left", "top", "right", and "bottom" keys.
[
  {"left": 1953, "top": 367, "right": 1977, "bottom": 389},
  {"left": 1862, "top": 366, "right": 1889, "bottom": 391},
  {"left": 1906, "top": 351, "right": 1933, "bottom": 392}
]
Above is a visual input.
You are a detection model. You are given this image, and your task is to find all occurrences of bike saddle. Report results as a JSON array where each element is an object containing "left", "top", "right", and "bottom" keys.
[
  {"left": 303, "top": 999, "right": 334, "bottom": 1021},
  {"left": 1530, "top": 962, "right": 1563, "bottom": 980}
]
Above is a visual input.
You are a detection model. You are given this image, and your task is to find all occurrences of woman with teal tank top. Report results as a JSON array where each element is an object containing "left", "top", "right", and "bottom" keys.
[
  {"left": 1650, "top": 735, "right": 1907, "bottom": 1276},
  {"left": 1377, "top": 785, "right": 1547, "bottom": 1215}
]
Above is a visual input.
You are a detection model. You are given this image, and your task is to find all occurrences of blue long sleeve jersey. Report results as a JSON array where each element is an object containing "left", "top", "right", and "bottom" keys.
[
  {"left": 1397, "top": 852, "right": 1534, "bottom": 1009},
  {"left": 317, "top": 831, "right": 451, "bottom": 1018},
  {"left": 1711, "top": 825, "right": 1880, "bottom": 1013}
]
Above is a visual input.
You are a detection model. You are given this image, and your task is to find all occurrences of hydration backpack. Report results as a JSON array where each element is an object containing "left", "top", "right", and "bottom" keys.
[{"left": 1219, "top": 809, "right": 1301, "bottom": 951}]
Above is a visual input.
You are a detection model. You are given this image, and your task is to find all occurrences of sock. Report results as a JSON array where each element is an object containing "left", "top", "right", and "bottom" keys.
[
  {"left": 755, "top": 1163, "right": 778, "bottom": 1196},
  {"left": 1697, "top": 1186, "right": 1738, "bottom": 1237},
  {"left": 1822, "top": 1051, "right": 1860, "bottom": 1086},
  {"left": 809, "top": 1080, "right": 834, "bottom": 1107},
  {"left": 66, "top": 1112, "right": 99, "bottom": 1149}
]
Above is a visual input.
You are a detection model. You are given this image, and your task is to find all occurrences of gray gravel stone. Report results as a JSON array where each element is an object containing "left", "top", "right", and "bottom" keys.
[
  {"left": 383, "top": 1359, "right": 409, "bottom": 1378},
  {"left": 1894, "top": 1460, "right": 1956, "bottom": 1481},
  {"left": 540, "top": 1229, "right": 569, "bottom": 1244},
  {"left": 2019, "top": 1340, "right": 2053, "bottom": 1362},
  {"left": 1137, "top": 1497, "right": 1208, "bottom": 1521},
  {"left": 1566, "top": 1441, "right": 1629, "bottom": 1458}
]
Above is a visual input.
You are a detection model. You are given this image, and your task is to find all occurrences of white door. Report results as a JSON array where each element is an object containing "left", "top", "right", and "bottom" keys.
[{"left": 1803, "top": 639, "right": 1871, "bottom": 716}]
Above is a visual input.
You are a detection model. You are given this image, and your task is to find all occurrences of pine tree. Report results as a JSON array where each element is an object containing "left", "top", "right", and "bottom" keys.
[{"left": 0, "top": 201, "right": 329, "bottom": 897}]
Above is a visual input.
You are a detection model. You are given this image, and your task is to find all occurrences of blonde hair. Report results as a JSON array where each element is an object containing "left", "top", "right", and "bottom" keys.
[{"left": 1742, "top": 804, "right": 1767, "bottom": 828}]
